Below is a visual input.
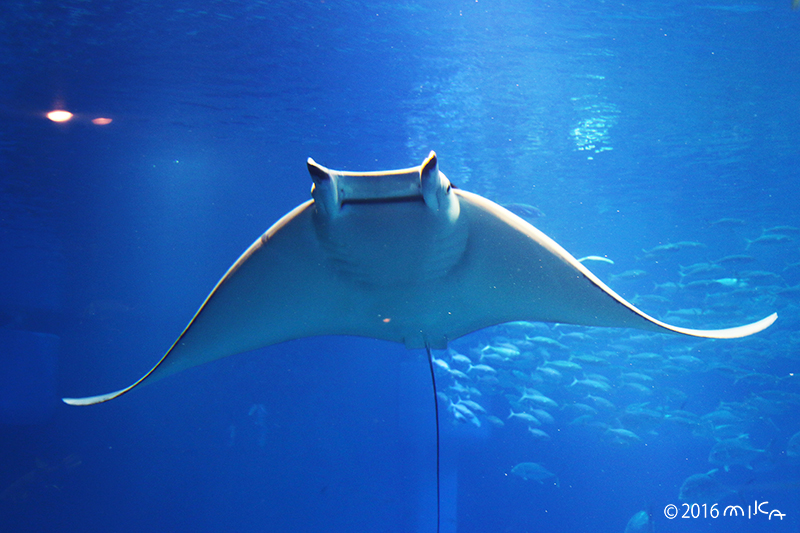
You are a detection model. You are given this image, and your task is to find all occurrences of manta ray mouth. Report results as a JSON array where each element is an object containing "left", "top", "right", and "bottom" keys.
[{"left": 339, "top": 195, "right": 425, "bottom": 207}]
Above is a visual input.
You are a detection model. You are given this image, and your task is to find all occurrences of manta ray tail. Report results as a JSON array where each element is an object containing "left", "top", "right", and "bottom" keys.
[{"left": 425, "top": 345, "right": 441, "bottom": 533}]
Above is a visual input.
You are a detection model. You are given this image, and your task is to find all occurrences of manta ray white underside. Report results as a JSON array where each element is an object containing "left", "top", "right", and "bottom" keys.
[{"left": 63, "top": 152, "right": 777, "bottom": 406}]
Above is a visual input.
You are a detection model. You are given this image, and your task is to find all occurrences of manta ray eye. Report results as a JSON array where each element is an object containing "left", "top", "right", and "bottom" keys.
[{"left": 446, "top": 184, "right": 451, "bottom": 193}]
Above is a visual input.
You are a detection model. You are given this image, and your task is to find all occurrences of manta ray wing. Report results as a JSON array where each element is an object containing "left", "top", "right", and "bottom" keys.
[
  {"left": 449, "top": 190, "right": 776, "bottom": 338},
  {"left": 63, "top": 152, "right": 776, "bottom": 406}
]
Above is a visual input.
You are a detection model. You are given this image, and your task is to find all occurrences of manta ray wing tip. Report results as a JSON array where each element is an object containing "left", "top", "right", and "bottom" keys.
[
  {"left": 62, "top": 387, "right": 129, "bottom": 406},
  {"left": 683, "top": 311, "right": 777, "bottom": 339}
]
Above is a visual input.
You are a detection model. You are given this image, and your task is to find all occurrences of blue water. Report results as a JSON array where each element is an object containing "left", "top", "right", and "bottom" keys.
[{"left": 2, "top": 1, "right": 799, "bottom": 532}]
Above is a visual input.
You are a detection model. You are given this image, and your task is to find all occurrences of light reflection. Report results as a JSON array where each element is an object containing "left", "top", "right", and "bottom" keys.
[
  {"left": 46, "top": 110, "right": 73, "bottom": 122},
  {"left": 570, "top": 95, "right": 619, "bottom": 155},
  {"left": 45, "top": 109, "right": 114, "bottom": 126}
]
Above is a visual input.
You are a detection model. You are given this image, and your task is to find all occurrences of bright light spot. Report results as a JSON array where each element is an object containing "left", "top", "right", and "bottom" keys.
[
  {"left": 92, "top": 117, "right": 112, "bottom": 125},
  {"left": 382, "top": 318, "right": 391, "bottom": 323},
  {"left": 47, "top": 110, "right": 73, "bottom": 122}
]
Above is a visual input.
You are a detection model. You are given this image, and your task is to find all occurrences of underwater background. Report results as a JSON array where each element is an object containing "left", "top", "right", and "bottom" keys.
[{"left": 1, "top": 1, "right": 799, "bottom": 532}]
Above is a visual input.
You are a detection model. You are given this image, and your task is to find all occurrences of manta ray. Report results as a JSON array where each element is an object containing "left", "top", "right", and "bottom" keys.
[{"left": 63, "top": 151, "right": 776, "bottom": 406}]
